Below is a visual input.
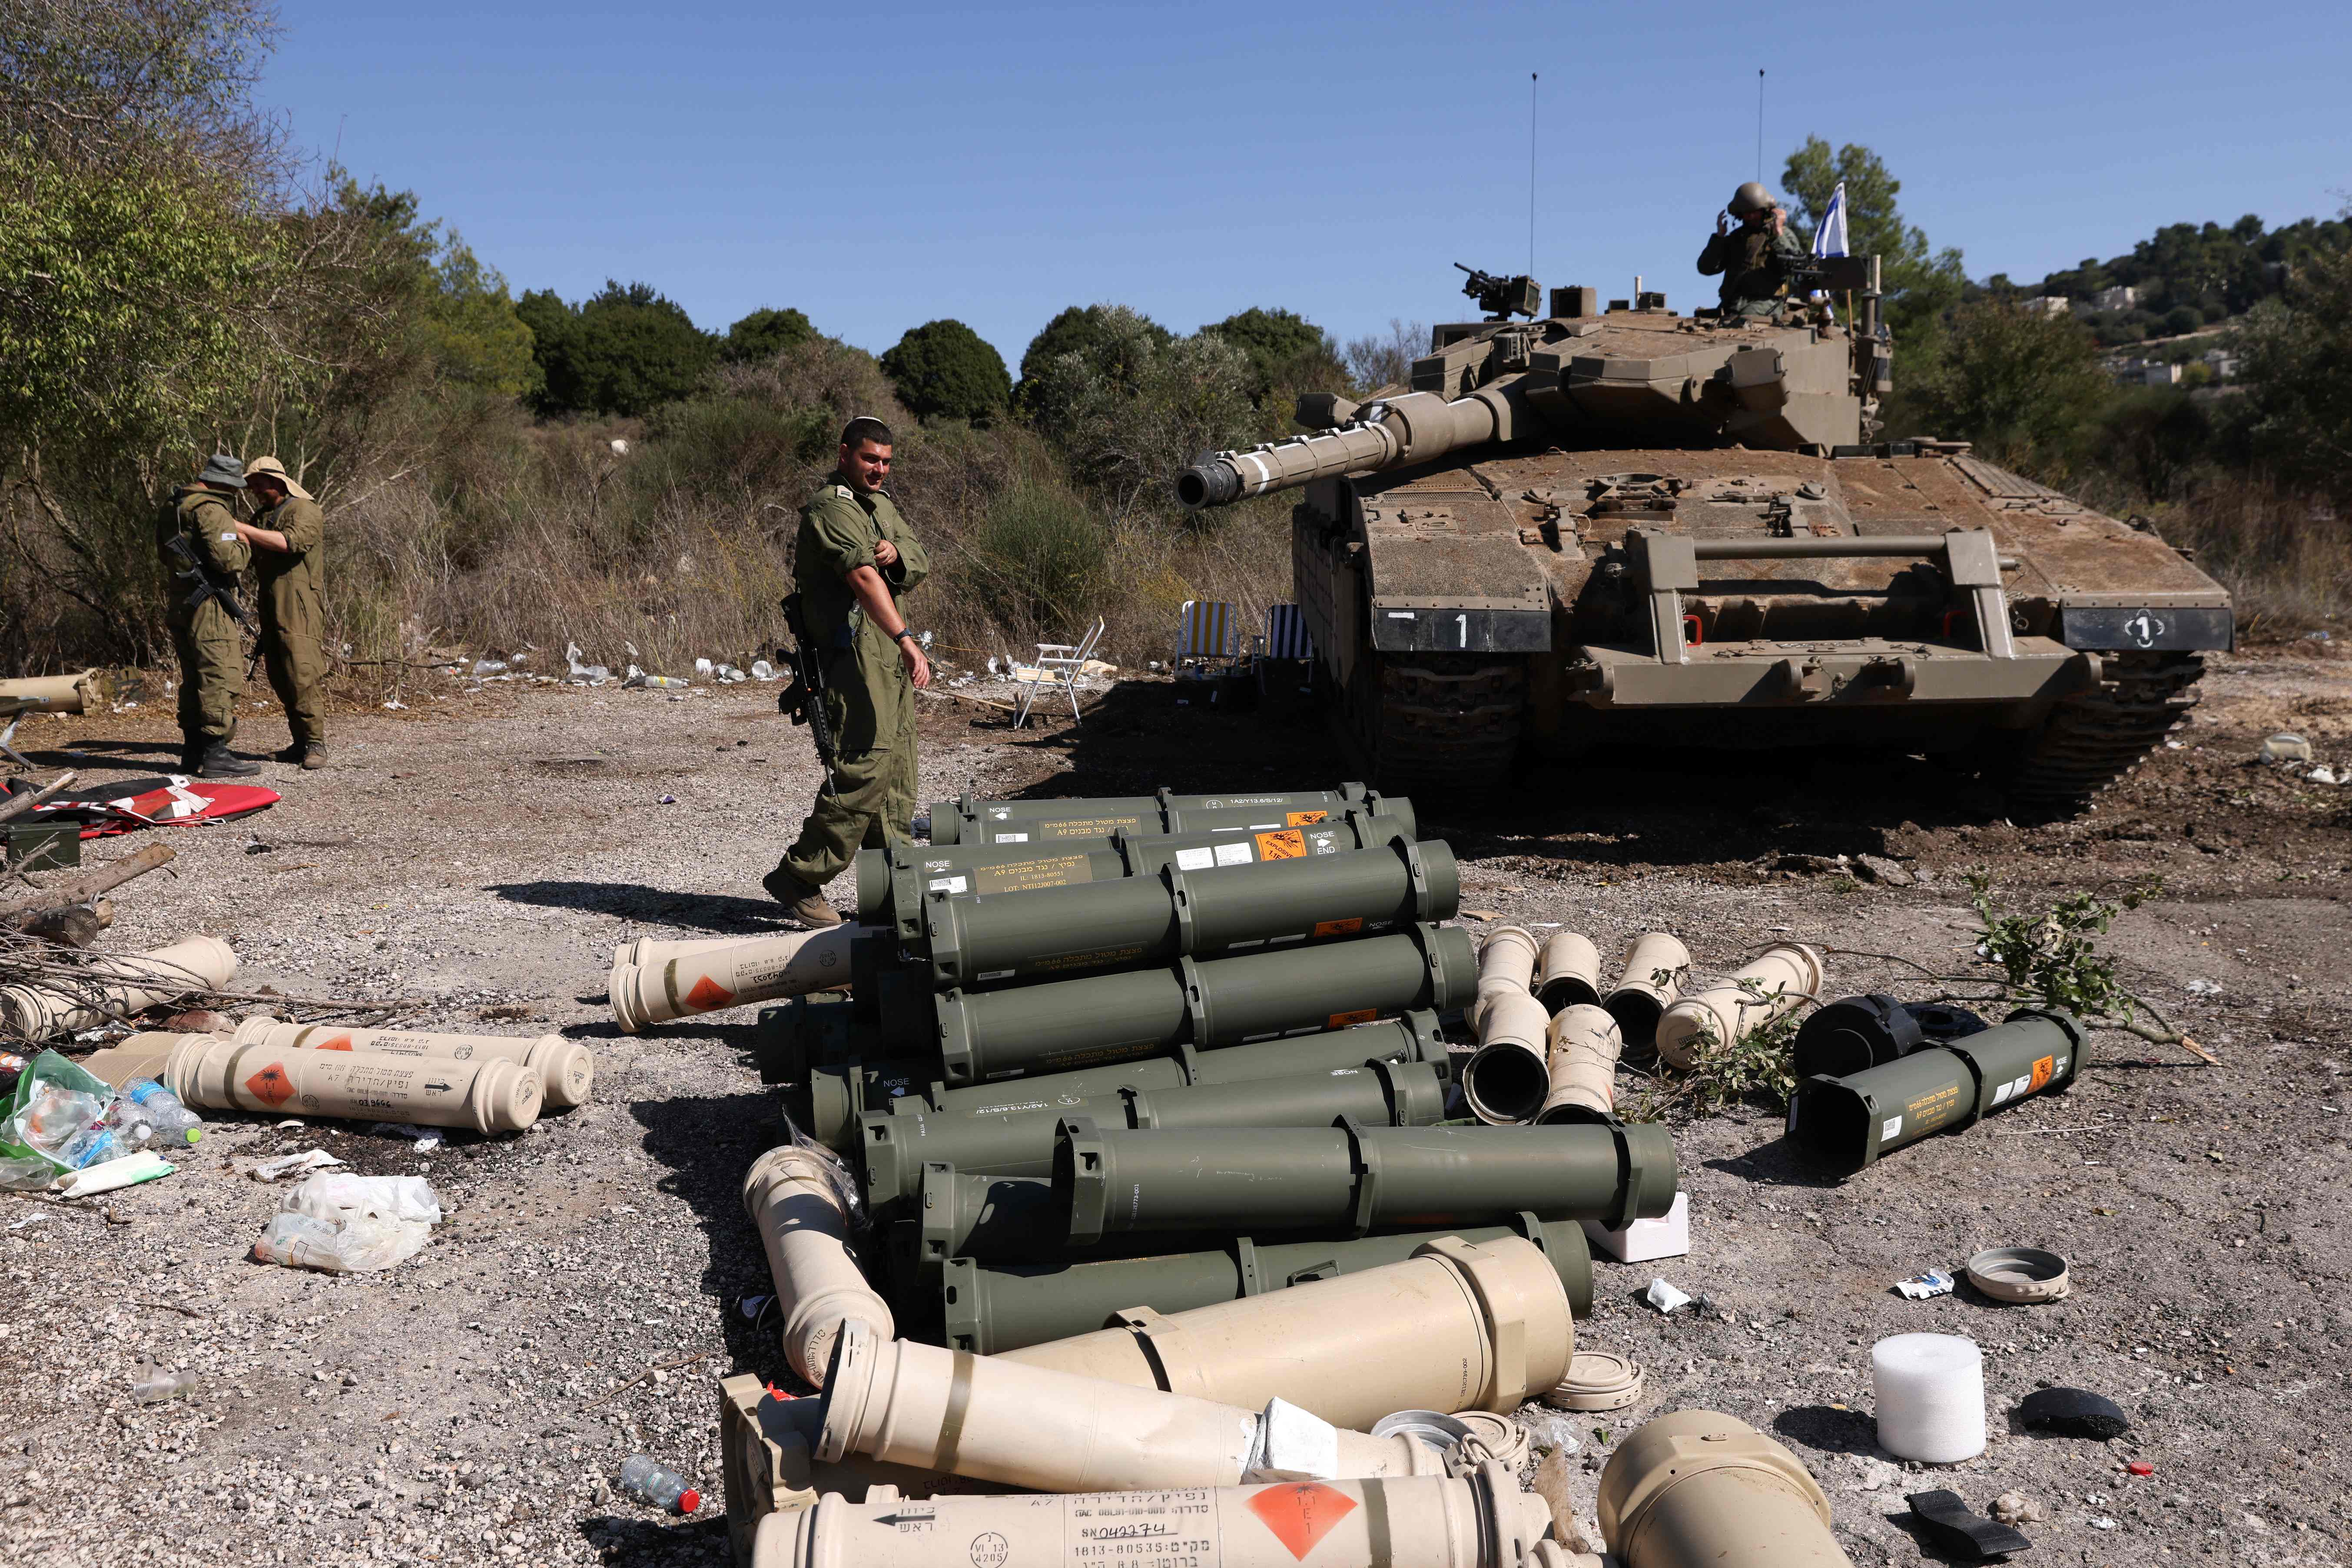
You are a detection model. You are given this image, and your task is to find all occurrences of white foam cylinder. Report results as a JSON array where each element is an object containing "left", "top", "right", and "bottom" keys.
[{"left": 1870, "top": 1333, "right": 1985, "bottom": 1463}]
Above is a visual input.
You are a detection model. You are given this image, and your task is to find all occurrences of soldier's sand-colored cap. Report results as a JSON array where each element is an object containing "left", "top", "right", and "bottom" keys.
[
  {"left": 242, "top": 455, "right": 312, "bottom": 501},
  {"left": 1729, "top": 180, "right": 1776, "bottom": 216},
  {"left": 197, "top": 453, "right": 247, "bottom": 489}
]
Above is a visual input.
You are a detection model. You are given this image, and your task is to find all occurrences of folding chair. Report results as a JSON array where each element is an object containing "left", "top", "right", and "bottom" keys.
[
  {"left": 0, "top": 697, "right": 37, "bottom": 768},
  {"left": 1256, "top": 602, "right": 1314, "bottom": 695},
  {"left": 1013, "top": 616, "right": 1106, "bottom": 727},
  {"left": 1174, "top": 600, "right": 1241, "bottom": 670}
]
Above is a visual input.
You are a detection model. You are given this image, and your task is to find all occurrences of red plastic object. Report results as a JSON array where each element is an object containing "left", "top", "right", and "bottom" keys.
[
  {"left": 2126, "top": 1462, "right": 2154, "bottom": 1476},
  {"left": 1682, "top": 613, "right": 1704, "bottom": 648},
  {"left": 677, "top": 1488, "right": 702, "bottom": 1514}
]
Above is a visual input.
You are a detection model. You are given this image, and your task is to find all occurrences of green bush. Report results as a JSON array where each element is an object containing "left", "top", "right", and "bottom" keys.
[
  {"left": 722, "top": 306, "right": 816, "bottom": 365},
  {"left": 965, "top": 482, "right": 1108, "bottom": 633},
  {"left": 520, "top": 280, "right": 716, "bottom": 417},
  {"left": 881, "top": 318, "right": 1011, "bottom": 423}
]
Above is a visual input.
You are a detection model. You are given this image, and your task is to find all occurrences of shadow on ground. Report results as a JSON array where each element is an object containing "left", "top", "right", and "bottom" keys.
[{"left": 491, "top": 879, "right": 791, "bottom": 933}]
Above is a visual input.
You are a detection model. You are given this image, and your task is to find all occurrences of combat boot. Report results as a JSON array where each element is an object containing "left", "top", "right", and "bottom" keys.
[
  {"left": 761, "top": 865, "right": 844, "bottom": 928},
  {"left": 194, "top": 743, "right": 259, "bottom": 780},
  {"left": 275, "top": 741, "right": 328, "bottom": 769}
]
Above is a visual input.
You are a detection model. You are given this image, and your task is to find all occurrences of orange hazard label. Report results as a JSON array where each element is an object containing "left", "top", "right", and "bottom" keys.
[
  {"left": 316, "top": 1034, "right": 355, "bottom": 1051},
  {"left": 1285, "top": 810, "right": 1329, "bottom": 826},
  {"left": 2028, "top": 1054, "right": 2056, "bottom": 1092},
  {"left": 1248, "top": 1482, "right": 1358, "bottom": 1561},
  {"left": 685, "top": 975, "right": 736, "bottom": 1012},
  {"left": 1312, "top": 918, "right": 1364, "bottom": 938},
  {"left": 1327, "top": 1008, "right": 1378, "bottom": 1028},
  {"left": 1255, "top": 829, "right": 1307, "bottom": 860},
  {"left": 245, "top": 1062, "right": 297, "bottom": 1109}
]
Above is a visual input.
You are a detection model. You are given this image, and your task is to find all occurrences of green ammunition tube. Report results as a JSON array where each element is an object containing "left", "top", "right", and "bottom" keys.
[
  {"left": 927, "top": 785, "right": 1415, "bottom": 847},
  {"left": 878, "top": 923, "right": 1477, "bottom": 1084},
  {"left": 913, "top": 835, "right": 1459, "bottom": 989},
  {"left": 860, "top": 1057, "right": 1451, "bottom": 1217},
  {"left": 1786, "top": 1009, "right": 2084, "bottom": 1175},
  {"left": 939, "top": 1213, "right": 1594, "bottom": 1355},
  {"left": 1056, "top": 1118, "right": 1679, "bottom": 1242},
  {"left": 793, "top": 1011, "right": 1450, "bottom": 1154},
  {"left": 859, "top": 810, "right": 1415, "bottom": 933}
]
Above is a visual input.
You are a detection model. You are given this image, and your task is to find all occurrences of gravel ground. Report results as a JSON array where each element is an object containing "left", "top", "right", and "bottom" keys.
[{"left": 1, "top": 647, "right": 2346, "bottom": 1568}]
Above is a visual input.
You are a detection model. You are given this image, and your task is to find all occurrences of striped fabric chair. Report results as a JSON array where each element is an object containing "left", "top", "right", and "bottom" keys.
[
  {"left": 1174, "top": 600, "right": 1241, "bottom": 669},
  {"left": 1262, "top": 603, "right": 1314, "bottom": 662}
]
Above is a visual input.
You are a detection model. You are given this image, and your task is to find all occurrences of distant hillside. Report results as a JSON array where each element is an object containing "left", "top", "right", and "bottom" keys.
[{"left": 1974, "top": 215, "right": 2351, "bottom": 347}]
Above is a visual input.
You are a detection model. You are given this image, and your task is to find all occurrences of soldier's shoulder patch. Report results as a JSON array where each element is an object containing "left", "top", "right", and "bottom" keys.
[{"left": 834, "top": 485, "right": 853, "bottom": 499}]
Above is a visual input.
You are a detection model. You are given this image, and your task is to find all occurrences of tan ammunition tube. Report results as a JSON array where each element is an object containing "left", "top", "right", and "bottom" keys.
[
  {"left": 1536, "top": 1005, "right": 1623, "bottom": 1124},
  {"left": 1469, "top": 924, "right": 1541, "bottom": 1033},
  {"left": 0, "top": 672, "right": 95, "bottom": 713},
  {"left": 612, "top": 934, "right": 745, "bottom": 968},
  {"left": 162, "top": 1034, "right": 539, "bottom": 1134},
  {"left": 0, "top": 933, "right": 236, "bottom": 1040},
  {"left": 610, "top": 925, "right": 858, "bottom": 1033},
  {"left": 1654, "top": 945, "right": 1822, "bottom": 1071},
  {"left": 743, "top": 1145, "right": 894, "bottom": 1387},
  {"left": 1598, "top": 1410, "right": 1849, "bottom": 1568},
  {"left": 230, "top": 1018, "right": 593, "bottom": 1109},
  {"left": 1537, "top": 931, "right": 1602, "bottom": 1011},
  {"left": 1464, "top": 991, "right": 1554, "bottom": 1124},
  {"left": 817, "top": 1323, "right": 1444, "bottom": 1494},
  {"left": 997, "top": 1236, "right": 1571, "bottom": 1429},
  {"left": 1603, "top": 933, "right": 1689, "bottom": 1051},
  {"left": 752, "top": 1459, "right": 1552, "bottom": 1568}
]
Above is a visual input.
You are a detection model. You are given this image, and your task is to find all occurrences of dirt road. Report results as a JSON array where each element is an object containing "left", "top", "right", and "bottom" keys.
[{"left": 2, "top": 647, "right": 2345, "bottom": 1567}]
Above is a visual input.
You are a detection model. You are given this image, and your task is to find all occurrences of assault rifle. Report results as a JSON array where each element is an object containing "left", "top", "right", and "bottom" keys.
[
  {"left": 163, "top": 533, "right": 256, "bottom": 634},
  {"left": 776, "top": 592, "right": 838, "bottom": 794}
]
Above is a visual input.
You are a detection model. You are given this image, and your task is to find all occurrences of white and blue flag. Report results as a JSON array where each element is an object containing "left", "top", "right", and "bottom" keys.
[{"left": 1813, "top": 181, "right": 1848, "bottom": 258}]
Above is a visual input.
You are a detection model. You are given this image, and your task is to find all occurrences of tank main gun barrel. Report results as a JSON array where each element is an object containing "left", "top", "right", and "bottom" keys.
[{"left": 1174, "top": 381, "right": 1532, "bottom": 511}]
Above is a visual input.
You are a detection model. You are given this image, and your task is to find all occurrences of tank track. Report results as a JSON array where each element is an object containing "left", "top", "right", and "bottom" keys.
[
  {"left": 1989, "top": 651, "right": 2205, "bottom": 805},
  {"left": 1348, "top": 654, "right": 1525, "bottom": 794}
]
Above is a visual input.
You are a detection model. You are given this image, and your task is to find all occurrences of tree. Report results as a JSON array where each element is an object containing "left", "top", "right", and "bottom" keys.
[
  {"left": 1203, "top": 307, "right": 1340, "bottom": 404},
  {"left": 1890, "top": 302, "right": 2110, "bottom": 470},
  {"left": 521, "top": 280, "right": 716, "bottom": 417},
  {"left": 721, "top": 306, "right": 815, "bottom": 365},
  {"left": 1342, "top": 319, "right": 1430, "bottom": 394},
  {"left": 1022, "top": 306, "right": 1255, "bottom": 520},
  {"left": 880, "top": 318, "right": 1011, "bottom": 423},
  {"left": 1780, "top": 138, "right": 1966, "bottom": 335},
  {"left": 1016, "top": 304, "right": 1173, "bottom": 410},
  {"left": 2233, "top": 235, "right": 2352, "bottom": 500}
]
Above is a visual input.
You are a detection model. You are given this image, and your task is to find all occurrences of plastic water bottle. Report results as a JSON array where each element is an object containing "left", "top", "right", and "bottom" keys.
[
  {"left": 123, "top": 1079, "right": 203, "bottom": 1143},
  {"left": 616, "top": 1455, "right": 700, "bottom": 1514},
  {"left": 131, "top": 1366, "right": 199, "bottom": 1404}
]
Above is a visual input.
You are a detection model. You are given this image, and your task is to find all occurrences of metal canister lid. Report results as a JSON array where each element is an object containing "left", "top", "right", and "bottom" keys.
[
  {"left": 1453, "top": 1409, "right": 1531, "bottom": 1468},
  {"left": 1964, "top": 1246, "right": 2072, "bottom": 1303},
  {"left": 1544, "top": 1351, "right": 1645, "bottom": 1412}
]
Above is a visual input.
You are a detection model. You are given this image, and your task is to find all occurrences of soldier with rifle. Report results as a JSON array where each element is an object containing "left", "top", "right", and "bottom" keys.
[
  {"left": 238, "top": 455, "right": 330, "bottom": 769},
  {"left": 764, "top": 416, "right": 932, "bottom": 927},
  {"left": 154, "top": 454, "right": 259, "bottom": 779}
]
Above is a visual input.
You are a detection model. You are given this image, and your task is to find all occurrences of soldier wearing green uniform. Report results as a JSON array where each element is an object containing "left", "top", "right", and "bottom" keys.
[
  {"left": 240, "top": 455, "right": 330, "bottom": 769},
  {"left": 155, "top": 454, "right": 259, "bottom": 779},
  {"left": 764, "top": 417, "right": 933, "bottom": 927},
  {"left": 1697, "top": 181, "right": 1808, "bottom": 319}
]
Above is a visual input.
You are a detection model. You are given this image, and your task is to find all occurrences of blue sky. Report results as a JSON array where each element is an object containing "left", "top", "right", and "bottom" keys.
[{"left": 272, "top": 0, "right": 2348, "bottom": 365}]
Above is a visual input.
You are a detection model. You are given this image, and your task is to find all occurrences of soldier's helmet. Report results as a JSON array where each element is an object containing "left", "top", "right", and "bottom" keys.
[{"left": 1728, "top": 181, "right": 1775, "bottom": 217}]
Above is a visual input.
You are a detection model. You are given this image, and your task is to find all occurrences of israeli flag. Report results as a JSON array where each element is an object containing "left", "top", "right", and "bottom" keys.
[{"left": 1814, "top": 181, "right": 1848, "bottom": 258}]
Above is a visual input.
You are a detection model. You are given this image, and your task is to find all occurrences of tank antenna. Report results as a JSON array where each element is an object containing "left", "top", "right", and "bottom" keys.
[
  {"left": 1529, "top": 73, "right": 1539, "bottom": 278},
  {"left": 1755, "top": 69, "right": 1765, "bottom": 182}
]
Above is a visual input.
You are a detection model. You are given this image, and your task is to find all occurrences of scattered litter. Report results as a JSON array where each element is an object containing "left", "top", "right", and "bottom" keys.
[
  {"left": 615, "top": 1454, "right": 700, "bottom": 1514},
  {"left": 734, "top": 1293, "right": 773, "bottom": 1321},
  {"left": 749, "top": 660, "right": 776, "bottom": 680},
  {"left": 1851, "top": 1456, "right": 1903, "bottom": 1492},
  {"left": 1582, "top": 1191, "right": 1689, "bottom": 1263},
  {"left": 381, "top": 699, "right": 407, "bottom": 710},
  {"left": 248, "top": 1148, "right": 345, "bottom": 1182},
  {"left": 1518, "top": 1408, "right": 1582, "bottom": 1455},
  {"left": 130, "top": 1362, "right": 199, "bottom": 1405},
  {"left": 8, "top": 1209, "right": 52, "bottom": 1229},
  {"left": 471, "top": 660, "right": 507, "bottom": 676},
  {"left": 2090, "top": 1517, "right": 2118, "bottom": 1531},
  {"left": 658, "top": 794, "right": 678, "bottom": 805},
  {"left": 715, "top": 664, "right": 749, "bottom": 683},
  {"left": 565, "top": 643, "right": 609, "bottom": 683},
  {"left": 2309, "top": 765, "right": 2342, "bottom": 786},
  {"left": 1991, "top": 1492, "right": 2048, "bottom": 1525},
  {"left": 2125, "top": 1461, "right": 2154, "bottom": 1477},
  {"left": 2185, "top": 979, "right": 2220, "bottom": 995},
  {"left": 370, "top": 1122, "right": 445, "bottom": 1153},
  {"left": 2258, "top": 733, "right": 2312, "bottom": 764},
  {"left": 1643, "top": 1278, "right": 1694, "bottom": 1315},
  {"left": 694, "top": 658, "right": 714, "bottom": 678},
  {"left": 54, "top": 1150, "right": 174, "bottom": 1199},
  {"left": 2306, "top": 629, "right": 2332, "bottom": 642},
  {"left": 1895, "top": 1268, "right": 1956, "bottom": 1300},
  {"left": 1907, "top": 1489, "right": 2034, "bottom": 1559},
  {"left": 251, "top": 1173, "right": 441, "bottom": 1274},
  {"left": 2018, "top": 1386, "right": 2131, "bottom": 1441},
  {"left": 1461, "top": 908, "right": 1502, "bottom": 922},
  {"left": 1964, "top": 1246, "right": 2071, "bottom": 1303}
]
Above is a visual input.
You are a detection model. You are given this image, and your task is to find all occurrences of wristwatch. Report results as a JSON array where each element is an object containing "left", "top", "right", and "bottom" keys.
[{"left": 893, "top": 629, "right": 918, "bottom": 643}]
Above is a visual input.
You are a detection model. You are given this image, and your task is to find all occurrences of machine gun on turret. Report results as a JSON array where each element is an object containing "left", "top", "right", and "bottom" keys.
[{"left": 1454, "top": 263, "right": 1541, "bottom": 322}]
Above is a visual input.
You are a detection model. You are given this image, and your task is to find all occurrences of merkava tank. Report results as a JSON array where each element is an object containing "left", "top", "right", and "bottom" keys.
[{"left": 1175, "top": 262, "right": 2231, "bottom": 806}]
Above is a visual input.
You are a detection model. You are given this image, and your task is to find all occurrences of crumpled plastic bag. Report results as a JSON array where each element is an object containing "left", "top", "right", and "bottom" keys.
[{"left": 252, "top": 1173, "right": 442, "bottom": 1273}]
